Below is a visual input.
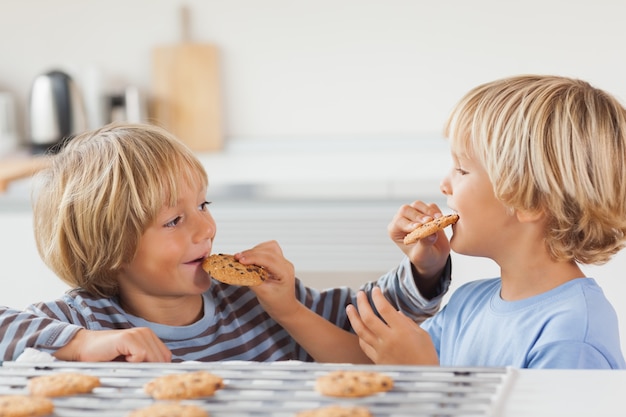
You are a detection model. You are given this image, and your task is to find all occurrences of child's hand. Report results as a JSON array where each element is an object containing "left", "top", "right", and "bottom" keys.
[
  {"left": 54, "top": 328, "right": 172, "bottom": 362},
  {"left": 346, "top": 287, "right": 439, "bottom": 365},
  {"left": 235, "top": 240, "right": 298, "bottom": 320},
  {"left": 238, "top": 241, "right": 370, "bottom": 364},
  {"left": 388, "top": 201, "right": 451, "bottom": 281}
]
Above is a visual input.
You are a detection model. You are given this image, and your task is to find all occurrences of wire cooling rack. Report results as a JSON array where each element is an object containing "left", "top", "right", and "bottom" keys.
[{"left": 0, "top": 361, "right": 514, "bottom": 417}]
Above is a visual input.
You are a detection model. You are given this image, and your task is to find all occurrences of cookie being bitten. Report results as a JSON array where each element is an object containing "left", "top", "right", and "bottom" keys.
[
  {"left": 203, "top": 253, "right": 268, "bottom": 286},
  {"left": 403, "top": 213, "right": 459, "bottom": 245}
]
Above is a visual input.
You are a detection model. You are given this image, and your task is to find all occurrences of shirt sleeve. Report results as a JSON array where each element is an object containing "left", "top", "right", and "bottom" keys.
[
  {"left": 359, "top": 255, "right": 452, "bottom": 323},
  {"left": 25, "top": 296, "right": 92, "bottom": 327},
  {"left": 295, "top": 255, "right": 452, "bottom": 331},
  {"left": 0, "top": 307, "right": 82, "bottom": 361}
]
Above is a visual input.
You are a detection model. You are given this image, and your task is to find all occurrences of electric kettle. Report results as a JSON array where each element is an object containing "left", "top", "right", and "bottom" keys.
[{"left": 27, "top": 69, "right": 87, "bottom": 153}]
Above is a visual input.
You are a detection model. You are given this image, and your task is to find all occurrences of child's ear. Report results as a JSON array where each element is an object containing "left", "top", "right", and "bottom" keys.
[{"left": 515, "top": 208, "right": 545, "bottom": 223}]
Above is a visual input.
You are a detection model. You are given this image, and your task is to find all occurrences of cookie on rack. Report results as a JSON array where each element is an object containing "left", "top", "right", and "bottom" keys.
[
  {"left": 0, "top": 395, "right": 54, "bottom": 417},
  {"left": 127, "top": 402, "right": 209, "bottom": 417},
  {"left": 27, "top": 372, "right": 101, "bottom": 397},
  {"left": 315, "top": 370, "right": 394, "bottom": 398},
  {"left": 202, "top": 253, "right": 268, "bottom": 286},
  {"left": 144, "top": 370, "right": 224, "bottom": 400},
  {"left": 296, "top": 405, "right": 372, "bottom": 417}
]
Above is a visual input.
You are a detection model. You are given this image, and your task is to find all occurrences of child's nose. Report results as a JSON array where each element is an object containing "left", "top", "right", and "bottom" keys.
[
  {"left": 195, "top": 213, "right": 216, "bottom": 241},
  {"left": 440, "top": 177, "right": 452, "bottom": 196}
]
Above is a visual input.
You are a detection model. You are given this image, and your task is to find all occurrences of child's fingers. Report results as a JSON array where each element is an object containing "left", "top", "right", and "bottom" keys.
[
  {"left": 370, "top": 287, "right": 404, "bottom": 326},
  {"left": 346, "top": 303, "right": 378, "bottom": 353},
  {"left": 370, "top": 286, "right": 422, "bottom": 331},
  {"left": 347, "top": 294, "right": 383, "bottom": 344},
  {"left": 354, "top": 290, "right": 392, "bottom": 336},
  {"left": 120, "top": 328, "right": 172, "bottom": 363},
  {"left": 346, "top": 304, "right": 368, "bottom": 336}
]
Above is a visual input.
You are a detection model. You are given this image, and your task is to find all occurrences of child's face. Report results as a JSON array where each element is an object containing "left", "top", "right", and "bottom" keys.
[
  {"left": 118, "top": 179, "right": 216, "bottom": 299},
  {"left": 440, "top": 152, "right": 518, "bottom": 259}
]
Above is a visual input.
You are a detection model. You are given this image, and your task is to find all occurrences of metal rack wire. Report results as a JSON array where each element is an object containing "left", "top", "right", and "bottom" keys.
[{"left": 0, "top": 361, "right": 513, "bottom": 417}]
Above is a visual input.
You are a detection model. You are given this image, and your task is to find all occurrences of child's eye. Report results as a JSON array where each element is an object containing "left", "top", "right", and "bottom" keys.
[
  {"left": 165, "top": 216, "right": 182, "bottom": 228},
  {"left": 455, "top": 167, "right": 469, "bottom": 175},
  {"left": 199, "top": 201, "right": 212, "bottom": 211}
]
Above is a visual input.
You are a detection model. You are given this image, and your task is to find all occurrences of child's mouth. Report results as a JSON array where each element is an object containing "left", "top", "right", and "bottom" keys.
[{"left": 186, "top": 256, "right": 206, "bottom": 265}]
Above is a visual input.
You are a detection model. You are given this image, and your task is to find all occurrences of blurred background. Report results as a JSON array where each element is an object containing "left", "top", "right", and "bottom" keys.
[
  {"left": 1, "top": 0, "right": 626, "bottom": 347},
  {"left": 2, "top": 1, "right": 626, "bottom": 143}
]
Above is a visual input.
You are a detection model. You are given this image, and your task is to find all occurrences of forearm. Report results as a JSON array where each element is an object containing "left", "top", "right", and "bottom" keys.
[
  {"left": 274, "top": 303, "right": 372, "bottom": 364},
  {"left": 413, "top": 255, "right": 452, "bottom": 301},
  {"left": 53, "top": 329, "right": 87, "bottom": 361}
]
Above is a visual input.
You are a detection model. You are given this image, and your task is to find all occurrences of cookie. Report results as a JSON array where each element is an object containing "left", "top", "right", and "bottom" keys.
[
  {"left": 315, "top": 370, "right": 394, "bottom": 398},
  {"left": 296, "top": 405, "right": 372, "bottom": 417},
  {"left": 127, "top": 403, "right": 209, "bottom": 417},
  {"left": 202, "top": 253, "right": 268, "bottom": 286},
  {"left": 144, "top": 371, "right": 224, "bottom": 400},
  {"left": 403, "top": 213, "right": 459, "bottom": 244},
  {"left": 0, "top": 395, "right": 54, "bottom": 417},
  {"left": 27, "top": 372, "right": 101, "bottom": 397}
]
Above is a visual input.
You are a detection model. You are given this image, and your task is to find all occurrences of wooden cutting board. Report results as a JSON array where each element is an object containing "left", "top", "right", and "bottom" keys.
[{"left": 151, "top": 8, "right": 222, "bottom": 152}]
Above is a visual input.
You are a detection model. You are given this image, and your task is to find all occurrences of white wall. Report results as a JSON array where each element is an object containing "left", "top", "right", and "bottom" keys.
[{"left": 1, "top": 0, "right": 626, "bottom": 143}]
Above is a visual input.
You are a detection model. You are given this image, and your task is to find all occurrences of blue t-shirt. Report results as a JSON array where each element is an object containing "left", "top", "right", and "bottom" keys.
[{"left": 421, "top": 277, "right": 625, "bottom": 369}]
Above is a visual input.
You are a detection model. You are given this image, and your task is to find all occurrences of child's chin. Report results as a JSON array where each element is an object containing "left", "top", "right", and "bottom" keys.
[
  {"left": 449, "top": 236, "right": 464, "bottom": 254},
  {"left": 193, "top": 275, "right": 214, "bottom": 291}
]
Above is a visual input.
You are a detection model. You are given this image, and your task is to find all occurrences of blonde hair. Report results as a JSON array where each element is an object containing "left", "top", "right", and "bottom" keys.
[
  {"left": 33, "top": 123, "right": 208, "bottom": 297},
  {"left": 444, "top": 75, "right": 626, "bottom": 265}
]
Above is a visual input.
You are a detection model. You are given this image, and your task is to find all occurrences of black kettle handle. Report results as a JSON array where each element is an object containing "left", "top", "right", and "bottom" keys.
[{"left": 47, "top": 70, "right": 72, "bottom": 138}]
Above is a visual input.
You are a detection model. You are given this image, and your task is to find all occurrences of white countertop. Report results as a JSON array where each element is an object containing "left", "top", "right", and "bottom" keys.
[{"left": 501, "top": 369, "right": 626, "bottom": 416}]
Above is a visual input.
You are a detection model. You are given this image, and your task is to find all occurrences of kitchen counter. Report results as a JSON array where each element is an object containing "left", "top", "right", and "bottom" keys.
[{"left": 501, "top": 369, "right": 625, "bottom": 416}]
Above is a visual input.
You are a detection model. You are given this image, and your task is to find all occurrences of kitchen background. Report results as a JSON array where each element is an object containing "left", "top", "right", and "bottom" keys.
[{"left": 2, "top": 0, "right": 626, "bottom": 348}]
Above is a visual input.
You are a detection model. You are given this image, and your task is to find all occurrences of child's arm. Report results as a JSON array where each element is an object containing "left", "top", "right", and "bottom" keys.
[
  {"left": 0, "top": 307, "right": 171, "bottom": 362},
  {"left": 54, "top": 328, "right": 172, "bottom": 362},
  {"left": 346, "top": 287, "right": 439, "bottom": 365},
  {"left": 388, "top": 200, "right": 452, "bottom": 299},
  {"left": 237, "top": 241, "right": 372, "bottom": 364}
]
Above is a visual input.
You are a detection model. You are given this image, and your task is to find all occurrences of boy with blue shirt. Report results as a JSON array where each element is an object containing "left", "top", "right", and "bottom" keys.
[
  {"left": 225, "top": 74, "right": 624, "bottom": 368},
  {"left": 340, "top": 75, "right": 626, "bottom": 368}
]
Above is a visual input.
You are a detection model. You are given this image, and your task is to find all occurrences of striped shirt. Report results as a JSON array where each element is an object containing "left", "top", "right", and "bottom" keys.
[{"left": 1, "top": 257, "right": 451, "bottom": 362}]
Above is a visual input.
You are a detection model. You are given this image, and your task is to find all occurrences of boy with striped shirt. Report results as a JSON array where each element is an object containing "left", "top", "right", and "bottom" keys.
[{"left": 0, "top": 123, "right": 450, "bottom": 363}]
